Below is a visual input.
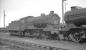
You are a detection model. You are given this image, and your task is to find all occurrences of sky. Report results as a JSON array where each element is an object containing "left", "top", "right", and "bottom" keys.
[{"left": 0, "top": 0, "right": 86, "bottom": 27}]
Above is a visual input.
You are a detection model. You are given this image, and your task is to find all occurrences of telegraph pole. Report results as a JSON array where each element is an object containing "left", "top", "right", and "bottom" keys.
[
  {"left": 62, "top": 0, "right": 66, "bottom": 24},
  {"left": 3, "top": 10, "right": 6, "bottom": 28}
]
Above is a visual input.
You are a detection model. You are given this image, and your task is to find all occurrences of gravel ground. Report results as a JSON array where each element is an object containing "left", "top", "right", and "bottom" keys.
[
  {"left": 0, "top": 32, "right": 86, "bottom": 50},
  {"left": 0, "top": 45, "right": 14, "bottom": 50}
]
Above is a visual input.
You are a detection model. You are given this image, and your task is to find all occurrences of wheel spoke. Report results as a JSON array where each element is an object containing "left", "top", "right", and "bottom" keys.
[
  {"left": 73, "top": 32, "right": 81, "bottom": 42},
  {"left": 69, "top": 32, "right": 81, "bottom": 42}
]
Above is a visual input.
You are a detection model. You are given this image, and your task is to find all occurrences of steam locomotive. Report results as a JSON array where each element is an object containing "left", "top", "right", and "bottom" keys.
[
  {"left": 7, "top": 11, "right": 60, "bottom": 40},
  {"left": 6, "top": 6, "right": 86, "bottom": 43}
]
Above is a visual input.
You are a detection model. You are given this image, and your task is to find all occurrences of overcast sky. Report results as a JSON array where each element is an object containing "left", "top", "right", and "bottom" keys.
[{"left": 0, "top": 0, "right": 86, "bottom": 27}]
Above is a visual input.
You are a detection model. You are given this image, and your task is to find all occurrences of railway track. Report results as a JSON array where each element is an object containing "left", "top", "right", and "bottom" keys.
[
  {"left": 0, "top": 33, "right": 86, "bottom": 50},
  {"left": 0, "top": 36, "right": 69, "bottom": 50}
]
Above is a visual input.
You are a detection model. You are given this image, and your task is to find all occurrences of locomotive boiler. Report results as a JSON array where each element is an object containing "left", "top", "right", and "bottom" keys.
[{"left": 61, "top": 6, "right": 86, "bottom": 43}]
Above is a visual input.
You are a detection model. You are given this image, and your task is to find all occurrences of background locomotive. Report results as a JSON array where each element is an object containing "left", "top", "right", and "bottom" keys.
[
  {"left": 7, "top": 11, "right": 61, "bottom": 40},
  {"left": 4, "top": 6, "right": 86, "bottom": 43}
]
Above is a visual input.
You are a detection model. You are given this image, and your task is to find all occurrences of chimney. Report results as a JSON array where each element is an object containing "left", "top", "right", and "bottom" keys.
[
  {"left": 49, "top": 11, "right": 54, "bottom": 16},
  {"left": 50, "top": 11, "right": 54, "bottom": 14},
  {"left": 71, "top": 6, "right": 78, "bottom": 11}
]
